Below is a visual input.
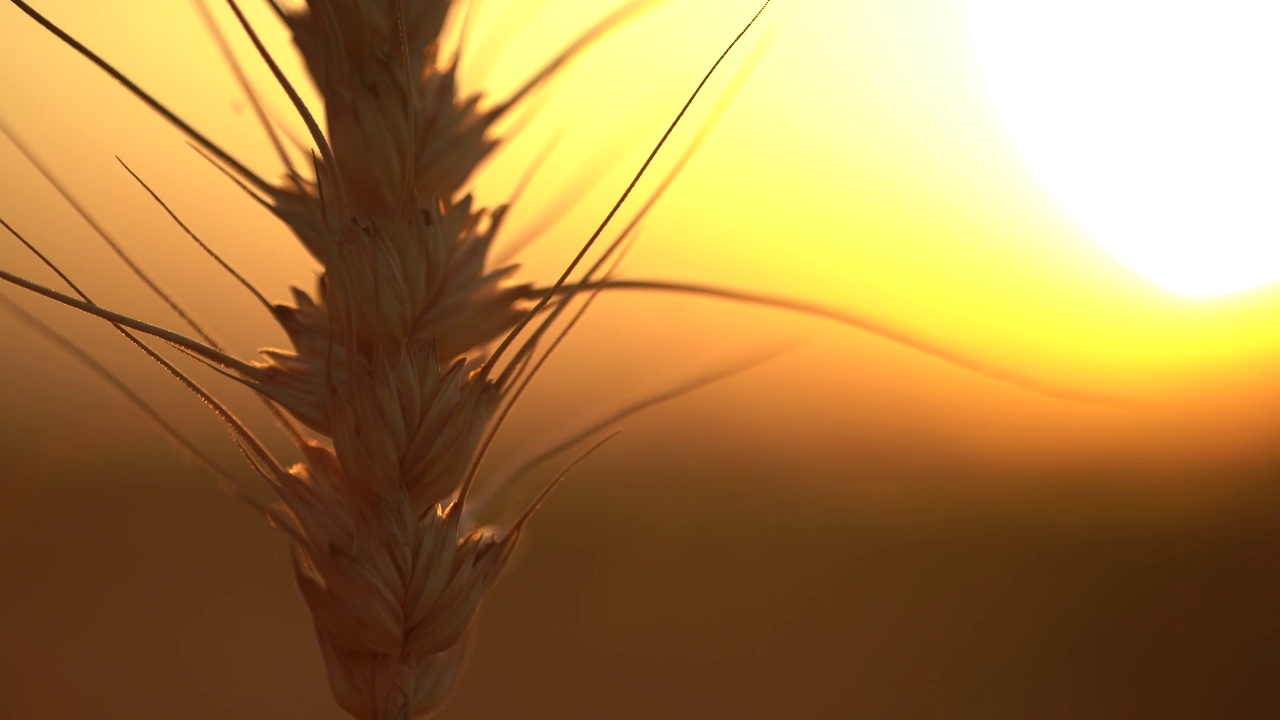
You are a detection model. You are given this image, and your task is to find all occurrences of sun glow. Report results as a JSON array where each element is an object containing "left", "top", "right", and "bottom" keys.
[{"left": 964, "top": 1, "right": 1280, "bottom": 298}]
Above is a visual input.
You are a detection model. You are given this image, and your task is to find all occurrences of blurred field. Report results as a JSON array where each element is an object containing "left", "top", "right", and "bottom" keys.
[{"left": 3, "top": 416, "right": 1280, "bottom": 719}]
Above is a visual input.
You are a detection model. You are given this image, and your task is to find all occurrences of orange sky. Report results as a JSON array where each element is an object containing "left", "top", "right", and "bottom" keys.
[{"left": 2, "top": 0, "right": 1280, "bottom": 509}]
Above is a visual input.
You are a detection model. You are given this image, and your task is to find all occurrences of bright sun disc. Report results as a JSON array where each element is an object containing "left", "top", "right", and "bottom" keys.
[{"left": 965, "top": 1, "right": 1280, "bottom": 297}]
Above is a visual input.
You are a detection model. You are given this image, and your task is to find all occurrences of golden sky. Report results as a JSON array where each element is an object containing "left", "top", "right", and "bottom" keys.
[{"left": 3, "top": 0, "right": 1280, "bottom": 503}]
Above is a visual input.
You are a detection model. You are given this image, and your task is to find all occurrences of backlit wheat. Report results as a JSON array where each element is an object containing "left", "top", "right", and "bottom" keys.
[{"left": 0, "top": 0, "right": 1137, "bottom": 717}]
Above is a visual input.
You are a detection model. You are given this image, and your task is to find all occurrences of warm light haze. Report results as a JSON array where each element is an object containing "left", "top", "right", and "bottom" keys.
[
  {"left": 4, "top": 2, "right": 1280, "bottom": 717},
  {"left": 966, "top": 0, "right": 1280, "bottom": 298}
]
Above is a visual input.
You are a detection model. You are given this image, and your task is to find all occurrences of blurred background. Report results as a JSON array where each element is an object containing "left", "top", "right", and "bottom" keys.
[{"left": 2, "top": 0, "right": 1279, "bottom": 717}]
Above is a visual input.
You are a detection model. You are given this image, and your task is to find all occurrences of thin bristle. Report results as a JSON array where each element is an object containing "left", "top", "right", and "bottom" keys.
[
  {"left": 524, "top": 278, "right": 1149, "bottom": 410},
  {"left": 0, "top": 219, "right": 291, "bottom": 489},
  {"left": 0, "top": 292, "right": 244, "bottom": 490},
  {"left": 509, "top": 429, "right": 621, "bottom": 533},
  {"left": 459, "top": 220, "right": 638, "bottom": 509},
  {"left": 484, "top": 0, "right": 773, "bottom": 375},
  {"left": 489, "top": 0, "right": 664, "bottom": 121},
  {"left": 473, "top": 344, "right": 788, "bottom": 516},
  {"left": 0, "top": 119, "right": 223, "bottom": 348},
  {"left": 0, "top": 264, "right": 256, "bottom": 378},
  {"left": 115, "top": 158, "right": 274, "bottom": 313},
  {"left": 6, "top": 0, "right": 272, "bottom": 195},
  {"left": 222, "top": 0, "right": 349, "bottom": 214},
  {"left": 2, "top": 288, "right": 298, "bottom": 530},
  {"left": 192, "top": 0, "right": 298, "bottom": 178}
]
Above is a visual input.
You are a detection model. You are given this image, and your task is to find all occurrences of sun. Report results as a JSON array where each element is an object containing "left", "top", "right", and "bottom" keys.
[{"left": 964, "top": 1, "right": 1280, "bottom": 298}]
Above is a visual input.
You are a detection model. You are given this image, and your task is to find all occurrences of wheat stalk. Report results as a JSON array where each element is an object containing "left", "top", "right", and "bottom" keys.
[{"left": 0, "top": 0, "right": 1140, "bottom": 716}]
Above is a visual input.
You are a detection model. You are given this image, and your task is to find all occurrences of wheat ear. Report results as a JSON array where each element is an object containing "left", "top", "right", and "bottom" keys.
[{"left": 1, "top": 1, "right": 773, "bottom": 716}]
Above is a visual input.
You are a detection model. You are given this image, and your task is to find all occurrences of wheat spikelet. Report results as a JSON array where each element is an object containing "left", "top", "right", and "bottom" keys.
[{"left": 209, "top": 2, "right": 659, "bottom": 714}]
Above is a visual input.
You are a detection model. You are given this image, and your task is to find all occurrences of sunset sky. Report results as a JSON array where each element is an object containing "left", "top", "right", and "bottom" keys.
[
  {"left": 2, "top": 1, "right": 1279, "bottom": 717},
  {"left": 4, "top": 0, "right": 1279, "bottom": 479}
]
